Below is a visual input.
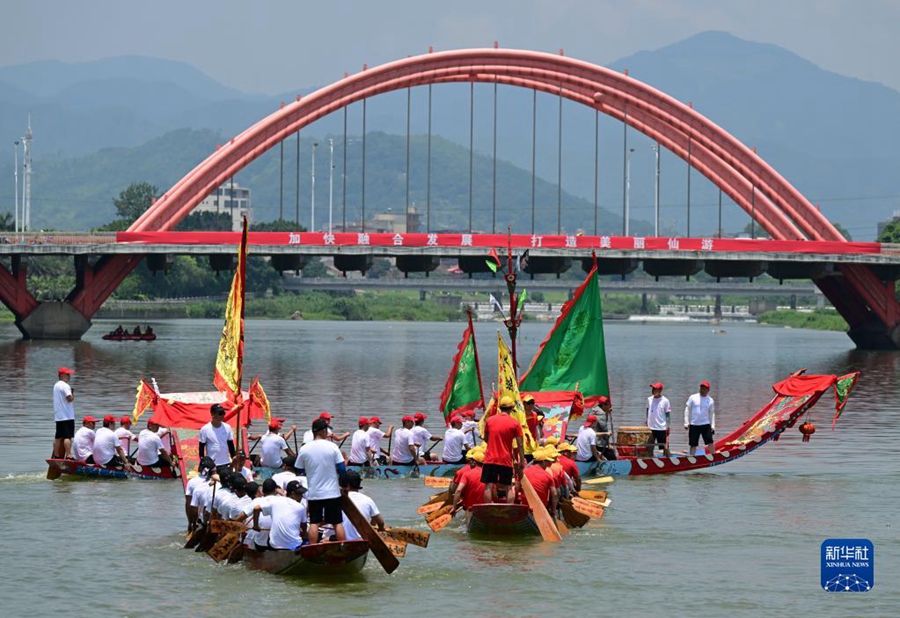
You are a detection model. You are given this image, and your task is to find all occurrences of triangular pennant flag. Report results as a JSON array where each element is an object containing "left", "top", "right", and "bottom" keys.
[
  {"left": 438, "top": 312, "right": 485, "bottom": 425},
  {"left": 489, "top": 293, "right": 504, "bottom": 314},
  {"left": 486, "top": 248, "right": 502, "bottom": 273}
]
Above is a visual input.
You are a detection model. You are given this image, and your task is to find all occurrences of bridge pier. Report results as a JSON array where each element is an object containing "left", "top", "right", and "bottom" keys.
[{"left": 816, "top": 266, "right": 900, "bottom": 350}]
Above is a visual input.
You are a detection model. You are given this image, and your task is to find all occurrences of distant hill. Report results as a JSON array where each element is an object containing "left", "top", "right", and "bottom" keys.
[{"left": 1, "top": 33, "right": 899, "bottom": 238}]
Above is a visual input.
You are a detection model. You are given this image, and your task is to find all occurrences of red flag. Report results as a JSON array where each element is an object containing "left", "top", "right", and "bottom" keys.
[{"left": 131, "top": 379, "right": 157, "bottom": 423}]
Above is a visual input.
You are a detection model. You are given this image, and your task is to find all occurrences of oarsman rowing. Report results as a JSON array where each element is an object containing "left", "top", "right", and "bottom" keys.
[
  {"left": 52, "top": 366, "right": 76, "bottom": 459},
  {"left": 574, "top": 414, "right": 604, "bottom": 463},
  {"left": 184, "top": 457, "right": 216, "bottom": 532},
  {"left": 390, "top": 415, "right": 417, "bottom": 465},
  {"left": 72, "top": 416, "right": 98, "bottom": 462},
  {"left": 348, "top": 417, "right": 371, "bottom": 466},
  {"left": 299, "top": 418, "right": 348, "bottom": 544},
  {"left": 302, "top": 412, "right": 349, "bottom": 446},
  {"left": 521, "top": 447, "right": 559, "bottom": 516},
  {"left": 523, "top": 395, "right": 544, "bottom": 447},
  {"left": 257, "top": 417, "right": 296, "bottom": 474},
  {"left": 461, "top": 409, "right": 480, "bottom": 449},
  {"left": 410, "top": 412, "right": 441, "bottom": 462},
  {"left": 338, "top": 471, "right": 385, "bottom": 541},
  {"left": 594, "top": 397, "right": 617, "bottom": 460},
  {"left": 137, "top": 419, "right": 175, "bottom": 469},
  {"left": 92, "top": 415, "right": 129, "bottom": 468},
  {"left": 241, "top": 478, "right": 278, "bottom": 550},
  {"left": 441, "top": 416, "right": 467, "bottom": 465},
  {"left": 366, "top": 416, "right": 392, "bottom": 465},
  {"left": 271, "top": 456, "right": 304, "bottom": 491},
  {"left": 481, "top": 395, "right": 525, "bottom": 503},
  {"left": 554, "top": 441, "right": 582, "bottom": 493},
  {"left": 214, "top": 473, "right": 250, "bottom": 520},
  {"left": 453, "top": 446, "right": 487, "bottom": 513},
  {"left": 253, "top": 480, "right": 308, "bottom": 550},
  {"left": 115, "top": 416, "right": 137, "bottom": 455},
  {"left": 199, "top": 403, "right": 237, "bottom": 476}
]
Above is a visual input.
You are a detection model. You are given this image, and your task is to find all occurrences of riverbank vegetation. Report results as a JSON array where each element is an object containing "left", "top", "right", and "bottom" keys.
[{"left": 756, "top": 309, "right": 848, "bottom": 331}]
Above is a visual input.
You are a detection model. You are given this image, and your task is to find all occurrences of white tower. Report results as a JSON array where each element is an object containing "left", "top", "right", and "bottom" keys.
[{"left": 22, "top": 116, "right": 33, "bottom": 232}]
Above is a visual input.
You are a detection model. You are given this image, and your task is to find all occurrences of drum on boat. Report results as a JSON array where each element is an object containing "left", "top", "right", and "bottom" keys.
[{"left": 615, "top": 426, "right": 653, "bottom": 457}]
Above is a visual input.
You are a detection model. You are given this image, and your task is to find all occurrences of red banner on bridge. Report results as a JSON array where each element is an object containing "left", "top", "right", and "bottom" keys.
[{"left": 116, "top": 231, "right": 881, "bottom": 255}]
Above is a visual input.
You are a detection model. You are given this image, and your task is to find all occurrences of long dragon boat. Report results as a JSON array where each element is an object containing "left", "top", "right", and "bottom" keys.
[
  {"left": 44, "top": 454, "right": 181, "bottom": 480},
  {"left": 243, "top": 540, "right": 369, "bottom": 577},
  {"left": 467, "top": 503, "right": 539, "bottom": 537}
]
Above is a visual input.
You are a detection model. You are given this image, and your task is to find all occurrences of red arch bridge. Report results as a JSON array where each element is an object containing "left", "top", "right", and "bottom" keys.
[{"left": 2, "top": 48, "right": 900, "bottom": 348}]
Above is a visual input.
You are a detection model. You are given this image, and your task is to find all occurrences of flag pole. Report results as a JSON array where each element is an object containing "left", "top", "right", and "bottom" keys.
[
  {"left": 235, "top": 216, "right": 248, "bottom": 467},
  {"left": 503, "top": 227, "right": 519, "bottom": 372}
]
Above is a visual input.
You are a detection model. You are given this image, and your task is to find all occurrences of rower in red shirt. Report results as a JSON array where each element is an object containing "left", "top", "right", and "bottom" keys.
[
  {"left": 481, "top": 395, "right": 525, "bottom": 503},
  {"left": 520, "top": 447, "right": 559, "bottom": 514},
  {"left": 454, "top": 448, "right": 487, "bottom": 513},
  {"left": 555, "top": 442, "right": 582, "bottom": 494}
]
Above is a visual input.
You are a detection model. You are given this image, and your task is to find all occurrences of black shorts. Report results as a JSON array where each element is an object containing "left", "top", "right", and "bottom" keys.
[
  {"left": 308, "top": 497, "right": 343, "bottom": 525},
  {"left": 480, "top": 463, "right": 514, "bottom": 486},
  {"left": 215, "top": 464, "right": 232, "bottom": 477},
  {"left": 650, "top": 429, "right": 668, "bottom": 447},
  {"left": 55, "top": 419, "right": 75, "bottom": 440},
  {"left": 391, "top": 460, "right": 416, "bottom": 466},
  {"left": 442, "top": 457, "right": 466, "bottom": 465},
  {"left": 688, "top": 424, "right": 714, "bottom": 447}
]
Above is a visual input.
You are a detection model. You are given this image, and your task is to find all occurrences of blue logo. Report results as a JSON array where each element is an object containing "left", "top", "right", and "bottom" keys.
[{"left": 821, "top": 539, "right": 874, "bottom": 592}]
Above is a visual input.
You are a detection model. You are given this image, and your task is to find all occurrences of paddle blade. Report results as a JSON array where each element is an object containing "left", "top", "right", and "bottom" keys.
[
  {"left": 209, "top": 520, "right": 247, "bottom": 534},
  {"left": 556, "top": 518, "right": 571, "bottom": 535},
  {"left": 577, "top": 490, "right": 608, "bottom": 502},
  {"left": 378, "top": 533, "right": 407, "bottom": 558},
  {"left": 184, "top": 528, "right": 203, "bottom": 549},
  {"left": 571, "top": 496, "right": 606, "bottom": 519},
  {"left": 427, "top": 490, "right": 451, "bottom": 505},
  {"left": 341, "top": 493, "right": 400, "bottom": 574},
  {"left": 46, "top": 461, "right": 62, "bottom": 480},
  {"left": 428, "top": 513, "right": 454, "bottom": 532},
  {"left": 424, "top": 476, "right": 452, "bottom": 487},
  {"left": 559, "top": 500, "right": 590, "bottom": 528},
  {"left": 520, "top": 474, "right": 563, "bottom": 543},
  {"left": 384, "top": 527, "right": 431, "bottom": 548},
  {"left": 417, "top": 502, "right": 443, "bottom": 515},
  {"left": 584, "top": 476, "right": 615, "bottom": 485},
  {"left": 208, "top": 532, "right": 242, "bottom": 563},
  {"left": 425, "top": 504, "right": 454, "bottom": 523}
]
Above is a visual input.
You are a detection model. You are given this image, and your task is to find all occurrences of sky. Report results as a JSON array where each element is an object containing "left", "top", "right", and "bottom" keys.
[{"left": 1, "top": 0, "right": 898, "bottom": 95}]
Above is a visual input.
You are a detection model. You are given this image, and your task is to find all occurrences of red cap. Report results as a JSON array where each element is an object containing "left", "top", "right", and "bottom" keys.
[
  {"left": 413, "top": 412, "right": 427, "bottom": 421},
  {"left": 597, "top": 396, "right": 610, "bottom": 405},
  {"left": 450, "top": 416, "right": 463, "bottom": 424},
  {"left": 103, "top": 414, "right": 116, "bottom": 423},
  {"left": 358, "top": 417, "right": 370, "bottom": 427},
  {"left": 402, "top": 415, "right": 414, "bottom": 423},
  {"left": 58, "top": 366, "right": 74, "bottom": 375},
  {"left": 83, "top": 416, "right": 99, "bottom": 423},
  {"left": 464, "top": 410, "right": 476, "bottom": 417},
  {"left": 700, "top": 381, "right": 711, "bottom": 388},
  {"left": 368, "top": 415, "right": 382, "bottom": 424},
  {"left": 317, "top": 411, "right": 334, "bottom": 420},
  {"left": 269, "top": 417, "right": 285, "bottom": 428},
  {"left": 649, "top": 382, "right": 664, "bottom": 390},
  {"left": 120, "top": 416, "right": 132, "bottom": 425},
  {"left": 584, "top": 414, "right": 598, "bottom": 425}
]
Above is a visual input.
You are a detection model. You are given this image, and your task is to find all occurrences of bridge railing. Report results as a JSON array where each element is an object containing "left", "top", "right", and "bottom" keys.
[{"left": 0, "top": 231, "right": 118, "bottom": 245}]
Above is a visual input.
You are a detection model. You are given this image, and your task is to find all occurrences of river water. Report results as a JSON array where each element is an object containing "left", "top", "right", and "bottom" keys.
[{"left": 1, "top": 319, "right": 897, "bottom": 617}]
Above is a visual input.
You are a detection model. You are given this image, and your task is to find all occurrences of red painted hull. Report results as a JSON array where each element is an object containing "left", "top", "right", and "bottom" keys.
[
  {"left": 45, "top": 458, "right": 179, "bottom": 480},
  {"left": 102, "top": 333, "right": 156, "bottom": 341}
]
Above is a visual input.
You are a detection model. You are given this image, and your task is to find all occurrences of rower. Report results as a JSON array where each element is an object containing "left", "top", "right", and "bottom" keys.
[
  {"left": 441, "top": 416, "right": 467, "bottom": 465},
  {"left": 199, "top": 403, "right": 236, "bottom": 476},
  {"left": 461, "top": 409, "right": 480, "bottom": 448},
  {"left": 348, "top": 417, "right": 371, "bottom": 466},
  {"left": 523, "top": 394, "right": 544, "bottom": 446},
  {"left": 271, "top": 455, "right": 303, "bottom": 491},
  {"left": 554, "top": 441, "right": 582, "bottom": 493},
  {"left": 521, "top": 448, "right": 559, "bottom": 515},
  {"left": 366, "top": 416, "right": 392, "bottom": 465},
  {"left": 137, "top": 419, "right": 175, "bottom": 468},
  {"left": 390, "top": 415, "right": 417, "bottom": 466},
  {"left": 133, "top": 326, "right": 141, "bottom": 336},
  {"left": 338, "top": 471, "right": 385, "bottom": 541},
  {"left": 298, "top": 418, "right": 347, "bottom": 544},
  {"left": 115, "top": 416, "right": 138, "bottom": 457},
  {"left": 453, "top": 446, "right": 487, "bottom": 513},
  {"left": 72, "top": 416, "right": 98, "bottom": 462},
  {"left": 185, "top": 457, "right": 216, "bottom": 532},
  {"left": 574, "top": 414, "right": 603, "bottom": 462},
  {"left": 240, "top": 478, "right": 278, "bottom": 550},
  {"left": 302, "top": 412, "right": 349, "bottom": 446},
  {"left": 481, "top": 395, "right": 525, "bottom": 503},
  {"left": 594, "top": 397, "right": 617, "bottom": 460},
  {"left": 411, "top": 412, "right": 441, "bottom": 462},
  {"left": 145, "top": 325, "right": 153, "bottom": 336},
  {"left": 92, "top": 414, "right": 128, "bottom": 467},
  {"left": 253, "top": 480, "right": 308, "bottom": 550},
  {"left": 258, "top": 417, "right": 295, "bottom": 474}
]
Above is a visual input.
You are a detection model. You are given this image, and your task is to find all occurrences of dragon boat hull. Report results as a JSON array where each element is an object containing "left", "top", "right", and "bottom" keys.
[
  {"left": 467, "top": 503, "right": 539, "bottom": 537},
  {"left": 244, "top": 540, "right": 369, "bottom": 577},
  {"left": 45, "top": 458, "right": 179, "bottom": 480}
]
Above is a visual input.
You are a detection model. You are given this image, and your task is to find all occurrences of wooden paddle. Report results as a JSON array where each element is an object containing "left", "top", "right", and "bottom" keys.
[
  {"left": 577, "top": 490, "right": 608, "bottom": 502},
  {"left": 384, "top": 527, "right": 431, "bottom": 548},
  {"left": 556, "top": 517, "right": 571, "bottom": 536},
  {"left": 427, "top": 489, "right": 451, "bottom": 504},
  {"left": 378, "top": 533, "right": 407, "bottom": 557},
  {"left": 520, "top": 474, "right": 562, "bottom": 543},
  {"left": 209, "top": 520, "right": 247, "bottom": 534},
  {"left": 571, "top": 496, "right": 606, "bottom": 519},
  {"left": 425, "top": 503, "right": 453, "bottom": 523},
  {"left": 424, "top": 476, "right": 452, "bottom": 488},
  {"left": 417, "top": 502, "right": 443, "bottom": 515},
  {"left": 559, "top": 500, "right": 590, "bottom": 528},
  {"left": 428, "top": 512, "right": 454, "bottom": 532},
  {"left": 583, "top": 475, "right": 615, "bottom": 485},
  {"left": 208, "top": 531, "right": 242, "bottom": 563},
  {"left": 46, "top": 458, "right": 62, "bottom": 480},
  {"left": 341, "top": 493, "right": 400, "bottom": 574}
]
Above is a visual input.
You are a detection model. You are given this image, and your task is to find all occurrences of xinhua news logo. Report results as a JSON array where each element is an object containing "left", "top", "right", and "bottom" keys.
[{"left": 821, "top": 539, "right": 874, "bottom": 592}]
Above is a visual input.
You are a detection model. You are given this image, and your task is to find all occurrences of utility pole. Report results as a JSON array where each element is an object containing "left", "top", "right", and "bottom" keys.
[
  {"left": 14, "top": 140, "right": 19, "bottom": 234},
  {"left": 311, "top": 141, "right": 318, "bottom": 232},
  {"left": 22, "top": 117, "right": 32, "bottom": 231},
  {"left": 328, "top": 138, "right": 334, "bottom": 235}
]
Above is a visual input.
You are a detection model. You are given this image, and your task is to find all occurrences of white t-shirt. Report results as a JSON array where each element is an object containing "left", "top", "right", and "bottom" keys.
[
  {"left": 243, "top": 495, "right": 272, "bottom": 548},
  {"left": 261, "top": 495, "right": 308, "bottom": 550},
  {"left": 366, "top": 427, "right": 385, "bottom": 456},
  {"left": 575, "top": 425, "right": 597, "bottom": 461},
  {"left": 199, "top": 422, "right": 235, "bottom": 466},
  {"left": 259, "top": 432, "right": 289, "bottom": 468},
  {"left": 647, "top": 395, "right": 672, "bottom": 431},
  {"left": 391, "top": 427, "right": 414, "bottom": 463},
  {"left": 462, "top": 420, "right": 479, "bottom": 448},
  {"left": 115, "top": 427, "right": 137, "bottom": 452},
  {"left": 685, "top": 394, "right": 716, "bottom": 428},
  {"left": 136, "top": 428, "right": 164, "bottom": 465},
  {"left": 303, "top": 427, "right": 333, "bottom": 445},
  {"left": 213, "top": 488, "right": 237, "bottom": 519},
  {"left": 92, "top": 427, "right": 120, "bottom": 465},
  {"left": 72, "top": 427, "right": 95, "bottom": 461},
  {"left": 299, "top": 440, "right": 343, "bottom": 501},
  {"left": 410, "top": 425, "right": 433, "bottom": 457},
  {"left": 442, "top": 428, "right": 466, "bottom": 462},
  {"left": 53, "top": 380, "right": 74, "bottom": 422},
  {"left": 191, "top": 481, "right": 218, "bottom": 515},
  {"left": 271, "top": 470, "right": 299, "bottom": 491},
  {"left": 341, "top": 491, "right": 380, "bottom": 541},
  {"left": 349, "top": 429, "right": 370, "bottom": 464},
  {"left": 185, "top": 474, "right": 206, "bottom": 498}
]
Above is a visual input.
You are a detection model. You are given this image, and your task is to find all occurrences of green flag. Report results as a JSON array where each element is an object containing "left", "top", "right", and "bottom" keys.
[
  {"left": 519, "top": 267, "right": 610, "bottom": 403},
  {"left": 438, "top": 314, "right": 485, "bottom": 423}
]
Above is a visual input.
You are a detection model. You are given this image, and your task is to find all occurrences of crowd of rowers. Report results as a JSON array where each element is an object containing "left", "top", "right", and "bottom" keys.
[{"left": 61, "top": 414, "right": 175, "bottom": 470}]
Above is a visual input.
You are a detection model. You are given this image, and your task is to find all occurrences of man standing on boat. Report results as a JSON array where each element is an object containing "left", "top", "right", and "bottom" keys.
[
  {"left": 52, "top": 367, "right": 76, "bottom": 459},
  {"left": 390, "top": 415, "right": 417, "bottom": 465},
  {"left": 92, "top": 415, "right": 129, "bottom": 468},
  {"left": 685, "top": 381, "right": 716, "bottom": 456},
  {"left": 646, "top": 383, "right": 672, "bottom": 457},
  {"left": 199, "top": 404, "right": 237, "bottom": 476},
  {"left": 338, "top": 471, "right": 385, "bottom": 541},
  {"left": 441, "top": 416, "right": 467, "bottom": 464},
  {"left": 72, "top": 416, "right": 98, "bottom": 462},
  {"left": 348, "top": 417, "right": 371, "bottom": 466},
  {"left": 366, "top": 416, "right": 392, "bottom": 465},
  {"left": 299, "top": 418, "right": 347, "bottom": 544},
  {"left": 481, "top": 396, "right": 525, "bottom": 503}
]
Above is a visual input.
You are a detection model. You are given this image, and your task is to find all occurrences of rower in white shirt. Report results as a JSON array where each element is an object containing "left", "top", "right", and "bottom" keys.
[
  {"left": 92, "top": 414, "right": 129, "bottom": 467},
  {"left": 301, "top": 412, "right": 349, "bottom": 446},
  {"left": 72, "top": 416, "right": 99, "bottom": 462},
  {"left": 239, "top": 478, "right": 278, "bottom": 549},
  {"left": 441, "top": 416, "right": 467, "bottom": 464},
  {"left": 137, "top": 419, "right": 175, "bottom": 468},
  {"left": 253, "top": 480, "right": 309, "bottom": 550},
  {"left": 390, "top": 416, "right": 417, "bottom": 465},
  {"left": 185, "top": 457, "right": 216, "bottom": 532},
  {"left": 338, "top": 471, "right": 385, "bottom": 541},
  {"left": 365, "top": 416, "right": 392, "bottom": 465},
  {"left": 348, "top": 417, "right": 371, "bottom": 465},
  {"left": 257, "top": 418, "right": 295, "bottom": 472},
  {"left": 461, "top": 410, "right": 480, "bottom": 448},
  {"left": 115, "top": 416, "right": 138, "bottom": 456},
  {"left": 410, "top": 412, "right": 441, "bottom": 461}
]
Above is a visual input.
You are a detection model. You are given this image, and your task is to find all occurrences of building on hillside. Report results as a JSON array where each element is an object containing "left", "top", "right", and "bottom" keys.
[
  {"left": 371, "top": 206, "right": 421, "bottom": 234},
  {"left": 195, "top": 182, "right": 253, "bottom": 231},
  {"left": 877, "top": 210, "right": 900, "bottom": 240}
]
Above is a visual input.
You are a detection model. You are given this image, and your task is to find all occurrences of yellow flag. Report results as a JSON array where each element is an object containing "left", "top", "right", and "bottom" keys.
[
  {"left": 131, "top": 379, "right": 155, "bottom": 423},
  {"left": 480, "top": 333, "right": 537, "bottom": 454},
  {"left": 213, "top": 218, "right": 247, "bottom": 401}
]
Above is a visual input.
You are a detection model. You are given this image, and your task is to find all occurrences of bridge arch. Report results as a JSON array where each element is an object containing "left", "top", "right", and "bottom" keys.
[{"left": 131, "top": 48, "right": 843, "bottom": 243}]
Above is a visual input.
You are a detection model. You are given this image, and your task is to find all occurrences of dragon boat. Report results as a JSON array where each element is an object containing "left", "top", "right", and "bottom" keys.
[
  {"left": 243, "top": 540, "right": 370, "bottom": 577},
  {"left": 102, "top": 332, "right": 156, "bottom": 342},
  {"left": 467, "top": 503, "right": 539, "bottom": 537},
  {"left": 44, "top": 455, "right": 181, "bottom": 480}
]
